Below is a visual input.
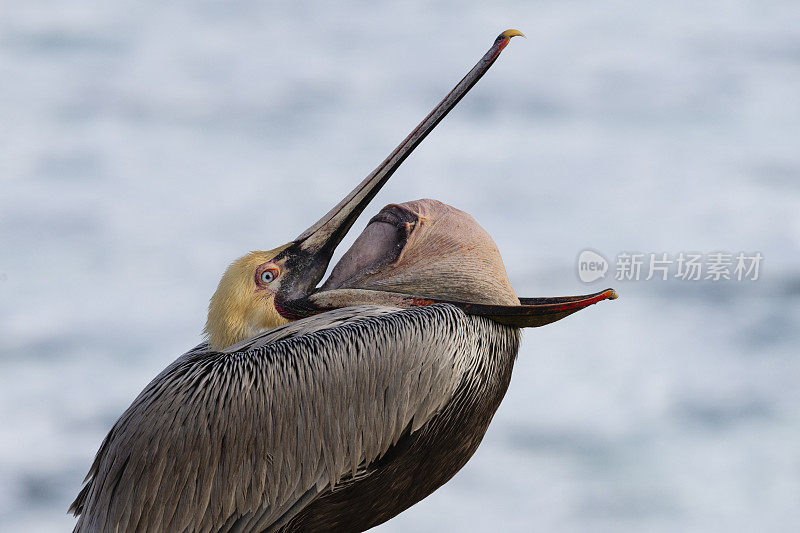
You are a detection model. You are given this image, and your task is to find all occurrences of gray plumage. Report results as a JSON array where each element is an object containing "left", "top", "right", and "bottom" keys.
[
  {"left": 66, "top": 32, "right": 614, "bottom": 532},
  {"left": 71, "top": 304, "right": 520, "bottom": 532}
]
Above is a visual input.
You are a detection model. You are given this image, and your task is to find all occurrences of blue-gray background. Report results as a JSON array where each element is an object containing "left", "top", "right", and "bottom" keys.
[{"left": 1, "top": 1, "right": 798, "bottom": 531}]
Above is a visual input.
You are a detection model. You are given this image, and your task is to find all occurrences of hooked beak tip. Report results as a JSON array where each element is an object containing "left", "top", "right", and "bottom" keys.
[{"left": 499, "top": 29, "right": 526, "bottom": 40}]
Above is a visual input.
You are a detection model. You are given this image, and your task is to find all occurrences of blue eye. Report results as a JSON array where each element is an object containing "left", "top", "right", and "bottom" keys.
[{"left": 260, "top": 270, "right": 275, "bottom": 284}]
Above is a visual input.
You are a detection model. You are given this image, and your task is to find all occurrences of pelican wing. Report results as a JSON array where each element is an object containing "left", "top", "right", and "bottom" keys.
[{"left": 71, "top": 304, "right": 471, "bottom": 532}]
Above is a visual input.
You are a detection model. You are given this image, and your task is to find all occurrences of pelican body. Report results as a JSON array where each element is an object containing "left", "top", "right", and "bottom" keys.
[{"left": 71, "top": 31, "right": 616, "bottom": 532}]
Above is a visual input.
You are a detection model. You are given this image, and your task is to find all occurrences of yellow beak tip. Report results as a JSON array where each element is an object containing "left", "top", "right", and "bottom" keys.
[{"left": 499, "top": 29, "right": 526, "bottom": 40}]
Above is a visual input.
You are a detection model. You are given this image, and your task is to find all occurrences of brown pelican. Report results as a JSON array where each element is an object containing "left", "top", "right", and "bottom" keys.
[{"left": 70, "top": 30, "right": 617, "bottom": 532}]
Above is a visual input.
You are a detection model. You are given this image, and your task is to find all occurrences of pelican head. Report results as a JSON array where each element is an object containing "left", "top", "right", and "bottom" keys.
[
  {"left": 203, "top": 30, "right": 615, "bottom": 351},
  {"left": 204, "top": 246, "right": 291, "bottom": 351}
]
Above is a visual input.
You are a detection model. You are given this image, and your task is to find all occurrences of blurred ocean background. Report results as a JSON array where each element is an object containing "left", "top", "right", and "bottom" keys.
[{"left": 1, "top": 1, "right": 799, "bottom": 531}]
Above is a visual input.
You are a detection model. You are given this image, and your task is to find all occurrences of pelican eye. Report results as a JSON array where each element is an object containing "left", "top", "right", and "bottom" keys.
[{"left": 257, "top": 268, "right": 278, "bottom": 286}]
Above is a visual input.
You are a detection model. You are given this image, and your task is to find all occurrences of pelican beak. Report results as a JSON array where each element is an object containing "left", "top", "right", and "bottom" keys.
[
  {"left": 412, "top": 289, "right": 619, "bottom": 327},
  {"left": 279, "top": 196, "right": 618, "bottom": 328},
  {"left": 293, "top": 287, "right": 618, "bottom": 328},
  {"left": 274, "top": 30, "right": 523, "bottom": 314}
]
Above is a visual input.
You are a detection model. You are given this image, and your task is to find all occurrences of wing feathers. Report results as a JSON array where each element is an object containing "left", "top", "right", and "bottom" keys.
[{"left": 72, "top": 304, "right": 471, "bottom": 532}]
